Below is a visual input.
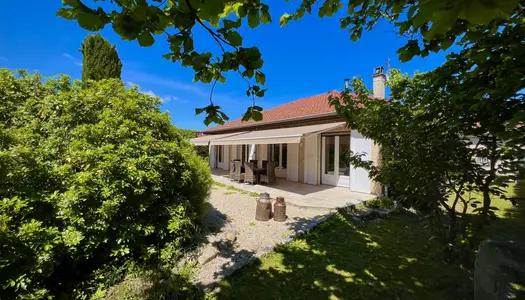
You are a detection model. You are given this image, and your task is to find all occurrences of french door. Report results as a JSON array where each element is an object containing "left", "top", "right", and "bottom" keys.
[
  {"left": 321, "top": 132, "right": 371, "bottom": 193},
  {"left": 321, "top": 135, "right": 350, "bottom": 187}
]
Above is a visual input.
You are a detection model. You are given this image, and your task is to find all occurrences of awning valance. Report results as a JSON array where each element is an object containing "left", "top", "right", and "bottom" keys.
[
  {"left": 190, "top": 132, "right": 247, "bottom": 146},
  {"left": 210, "top": 122, "right": 346, "bottom": 145}
]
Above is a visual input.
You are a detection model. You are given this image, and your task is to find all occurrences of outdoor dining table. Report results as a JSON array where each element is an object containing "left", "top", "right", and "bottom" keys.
[{"left": 253, "top": 167, "right": 267, "bottom": 184}]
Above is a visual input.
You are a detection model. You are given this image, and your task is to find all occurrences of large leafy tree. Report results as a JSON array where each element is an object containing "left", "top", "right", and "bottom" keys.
[
  {"left": 81, "top": 33, "right": 123, "bottom": 81},
  {"left": 331, "top": 65, "right": 524, "bottom": 253},
  {"left": 57, "top": 0, "right": 520, "bottom": 125},
  {"left": 433, "top": 4, "right": 525, "bottom": 215}
]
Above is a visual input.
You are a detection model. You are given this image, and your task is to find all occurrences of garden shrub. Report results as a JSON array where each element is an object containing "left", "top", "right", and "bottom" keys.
[
  {"left": 0, "top": 69, "right": 212, "bottom": 298},
  {"left": 365, "top": 197, "right": 395, "bottom": 209},
  {"left": 175, "top": 128, "right": 209, "bottom": 159}
]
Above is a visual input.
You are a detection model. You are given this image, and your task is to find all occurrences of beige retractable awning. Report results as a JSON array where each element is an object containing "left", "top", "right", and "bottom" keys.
[
  {"left": 210, "top": 122, "right": 346, "bottom": 145},
  {"left": 190, "top": 132, "right": 247, "bottom": 146}
]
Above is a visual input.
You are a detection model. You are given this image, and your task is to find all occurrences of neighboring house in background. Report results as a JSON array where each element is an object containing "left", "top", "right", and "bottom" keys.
[{"left": 191, "top": 67, "right": 387, "bottom": 195}]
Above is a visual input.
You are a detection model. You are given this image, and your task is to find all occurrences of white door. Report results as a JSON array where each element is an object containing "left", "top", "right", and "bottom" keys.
[
  {"left": 350, "top": 130, "right": 372, "bottom": 193},
  {"left": 322, "top": 135, "right": 352, "bottom": 187},
  {"left": 304, "top": 135, "right": 318, "bottom": 185}
]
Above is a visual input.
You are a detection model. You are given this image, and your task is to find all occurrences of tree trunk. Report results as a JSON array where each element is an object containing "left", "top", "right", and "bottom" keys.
[
  {"left": 481, "top": 135, "right": 497, "bottom": 216},
  {"left": 481, "top": 186, "right": 491, "bottom": 216}
]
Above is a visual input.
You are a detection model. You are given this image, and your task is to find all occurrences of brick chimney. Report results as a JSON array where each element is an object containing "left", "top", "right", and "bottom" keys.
[{"left": 372, "top": 66, "right": 386, "bottom": 99}]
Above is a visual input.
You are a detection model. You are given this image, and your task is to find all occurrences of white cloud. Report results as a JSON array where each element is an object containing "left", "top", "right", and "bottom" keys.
[
  {"left": 123, "top": 69, "right": 247, "bottom": 107},
  {"left": 124, "top": 70, "right": 207, "bottom": 97},
  {"left": 62, "top": 53, "right": 82, "bottom": 66},
  {"left": 137, "top": 88, "right": 177, "bottom": 104},
  {"left": 160, "top": 95, "right": 177, "bottom": 103},
  {"left": 141, "top": 89, "right": 157, "bottom": 97}
]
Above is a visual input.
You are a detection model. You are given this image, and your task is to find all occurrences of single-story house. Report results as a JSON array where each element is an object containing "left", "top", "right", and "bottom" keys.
[{"left": 191, "top": 67, "right": 387, "bottom": 195}]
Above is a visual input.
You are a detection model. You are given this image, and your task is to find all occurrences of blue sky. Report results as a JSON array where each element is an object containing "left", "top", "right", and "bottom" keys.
[{"left": 0, "top": 1, "right": 453, "bottom": 130}]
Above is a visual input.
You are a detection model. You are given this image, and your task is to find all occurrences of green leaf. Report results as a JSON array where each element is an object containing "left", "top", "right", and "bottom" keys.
[
  {"left": 242, "top": 69, "right": 254, "bottom": 78},
  {"left": 214, "top": 73, "right": 225, "bottom": 84},
  {"left": 62, "top": 0, "right": 78, "bottom": 6},
  {"left": 397, "top": 21, "right": 411, "bottom": 35},
  {"left": 508, "top": 111, "right": 525, "bottom": 128},
  {"left": 137, "top": 31, "right": 155, "bottom": 47},
  {"left": 407, "top": 5, "right": 417, "bottom": 18},
  {"left": 56, "top": 8, "right": 75, "bottom": 20},
  {"left": 223, "top": 18, "right": 242, "bottom": 29},
  {"left": 218, "top": 111, "right": 230, "bottom": 121},
  {"left": 195, "top": 107, "right": 206, "bottom": 115},
  {"left": 424, "top": 7, "right": 460, "bottom": 39},
  {"left": 248, "top": 10, "right": 260, "bottom": 29},
  {"left": 252, "top": 110, "right": 263, "bottom": 121},
  {"left": 224, "top": 31, "right": 242, "bottom": 47},
  {"left": 237, "top": 5, "right": 247, "bottom": 18},
  {"left": 193, "top": 53, "right": 212, "bottom": 69},
  {"left": 280, "top": 13, "right": 291, "bottom": 27},
  {"left": 255, "top": 71, "right": 266, "bottom": 85},
  {"left": 440, "top": 38, "right": 454, "bottom": 50},
  {"left": 183, "top": 37, "right": 194, "bottom": 52},
  {"left": 77, "top": 13, "right": 106, "bottom": 31},
  {"left": 255, "top": 88, "right": 267, "bottom": 97},
  {"left": 261, "top": 10, "right": 272, "bottom": 24}
]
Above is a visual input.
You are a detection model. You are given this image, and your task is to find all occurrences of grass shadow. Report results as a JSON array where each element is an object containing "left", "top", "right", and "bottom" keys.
[{"left": 213, "top": 211, "right": 473, "bottom": 300}]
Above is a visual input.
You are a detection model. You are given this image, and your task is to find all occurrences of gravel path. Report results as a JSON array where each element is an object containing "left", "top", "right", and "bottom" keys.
[{"left": 193, "top": 186, "right": 333, "bottom": 289}]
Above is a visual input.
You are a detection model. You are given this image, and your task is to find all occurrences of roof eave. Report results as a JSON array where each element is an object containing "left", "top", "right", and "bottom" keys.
[{"left": 202, "top": 111, "right": 339, "bottom": 134}]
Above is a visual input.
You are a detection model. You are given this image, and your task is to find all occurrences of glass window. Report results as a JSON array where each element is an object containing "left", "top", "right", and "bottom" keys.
[
  {"left": 273, "top": 144, "right": 280, "bottom": 168},
  {"left": 218, "top": 145, "right": 223, "bottom": 163},
  {"left": 339, "top": 135, "right": 350, "bottom": 176},
  {"left": 325, "top": 136, "right": 335, "bottom": 175},
  {"left": 241, "top": 145, "right": 246, "bottom": 162},
  {"left": 282, "top": 144, "right": 288, "bottom": 169}
]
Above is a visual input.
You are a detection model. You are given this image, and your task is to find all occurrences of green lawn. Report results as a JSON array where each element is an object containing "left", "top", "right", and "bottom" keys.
[
  {"left": 448, "top": 184, "right": 525, "bottom": 245},
  {"left": 448, "top": 184, "right": 516, "bottom": 217},
  {"left": 210, "top": 184, "right": 525, "bottom": 300},
  {"left": 213, "top": 212, "right": 473, "bottom": 300}
]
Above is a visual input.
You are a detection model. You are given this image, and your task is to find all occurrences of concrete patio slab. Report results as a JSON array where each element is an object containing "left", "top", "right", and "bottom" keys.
[{"left": 212, "top": 169, "right": 375, "bottom": 209}]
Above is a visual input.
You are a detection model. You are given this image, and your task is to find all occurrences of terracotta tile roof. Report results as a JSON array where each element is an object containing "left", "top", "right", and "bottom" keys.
[{"left": 204, "top": 91, "right": 342, "bottom": 133}]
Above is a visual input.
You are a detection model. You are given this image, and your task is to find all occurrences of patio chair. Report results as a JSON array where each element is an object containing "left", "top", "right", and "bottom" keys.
[
  {"left": 244, "top": 162, "right": 257, "bottom": 185},
  {"left": 228, "top": 160, "right": 235, "bottom": 180},
  {"left": 233, "top": 161, "right": 245, "bottom": 182},
  {"left": 260, "top": 162, "right": 276, "bottom": 185}
]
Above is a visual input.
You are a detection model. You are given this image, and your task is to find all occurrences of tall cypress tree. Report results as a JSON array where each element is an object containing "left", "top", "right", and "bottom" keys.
[{"left": 81, "top": 34, "right": 122, "bottom": 82}]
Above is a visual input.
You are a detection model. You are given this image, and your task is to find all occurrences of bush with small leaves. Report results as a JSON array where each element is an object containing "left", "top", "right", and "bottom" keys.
[{"left": 0, "top": 69, "right": 211, "bottom": 298}]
